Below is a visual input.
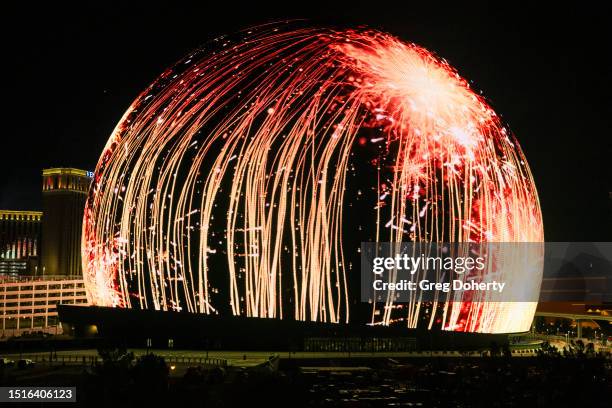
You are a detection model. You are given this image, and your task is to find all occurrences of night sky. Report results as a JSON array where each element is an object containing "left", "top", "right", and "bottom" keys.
[{"left": 2, "top": 2, "right": 610, "bottom": 241}]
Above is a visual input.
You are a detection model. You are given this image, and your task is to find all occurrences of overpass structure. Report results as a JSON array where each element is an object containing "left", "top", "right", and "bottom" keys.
[{"left": 534, "top": 311, "right": 612, "bottom": 338}]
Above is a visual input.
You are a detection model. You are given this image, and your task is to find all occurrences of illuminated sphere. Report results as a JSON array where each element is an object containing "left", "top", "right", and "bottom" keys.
[{"left": 82, "top": 25, "right": 543, "bottom": 333}]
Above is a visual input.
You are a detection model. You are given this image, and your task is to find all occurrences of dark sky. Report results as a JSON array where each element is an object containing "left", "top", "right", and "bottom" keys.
[{"left": 2, "top": 2, "right": 610, "bottom": 241}]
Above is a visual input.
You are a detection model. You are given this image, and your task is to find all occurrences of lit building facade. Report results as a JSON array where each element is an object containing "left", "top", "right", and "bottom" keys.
[
  {"left": 0, "top": 168, "right": 92, "bottom": 337},
  {"left": 41, "top": 168, "right": 92, "bottom": 276},
  {"left": 0, "top": 210, "right": 42, "bottom": 275},
  {"left": 0, "top": 275, "right": 87, "bottom": 337}
]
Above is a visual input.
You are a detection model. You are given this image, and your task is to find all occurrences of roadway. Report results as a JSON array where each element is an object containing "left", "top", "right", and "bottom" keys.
[{"left": 534, "top": 311, "right": 612, "bottom": 322}]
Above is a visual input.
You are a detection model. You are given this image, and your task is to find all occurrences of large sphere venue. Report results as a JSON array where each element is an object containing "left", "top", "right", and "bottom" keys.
[{"left": 81, "top": 25, "right": 544, "bottom": 335}]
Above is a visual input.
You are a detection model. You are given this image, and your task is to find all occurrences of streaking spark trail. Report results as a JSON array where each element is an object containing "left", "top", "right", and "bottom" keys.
[{"left": 82, "top": 25, "right": 543, "bottom": 333}]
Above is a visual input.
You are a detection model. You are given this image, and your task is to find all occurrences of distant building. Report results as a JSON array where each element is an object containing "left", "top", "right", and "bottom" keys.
[
  {"left": 41, "top": 168, "right": 92, "bottom": 276},
  {"left": 0, "top": 210, "right": 42, "bottom": 275},
  {"left": 0, "top": 275, "right": 87, "bottom": 336},
  {"left": 0, "top": 168, "right": 92, "bottom": 337}
]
